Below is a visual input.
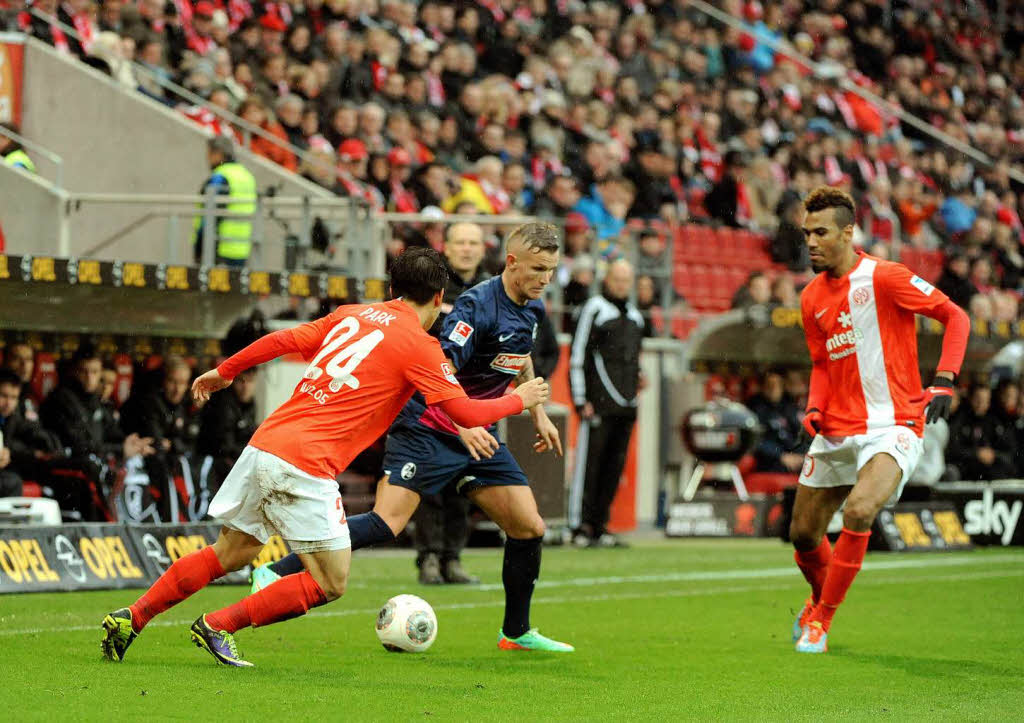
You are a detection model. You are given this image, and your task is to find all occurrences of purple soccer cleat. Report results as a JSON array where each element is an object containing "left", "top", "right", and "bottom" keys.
[{"left": 189, "top": 615, "right": 254, "bottom": 667}]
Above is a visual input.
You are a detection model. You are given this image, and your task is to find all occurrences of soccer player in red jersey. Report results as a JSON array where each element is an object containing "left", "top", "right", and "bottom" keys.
[
  {"left": 791, "top": 187, "right": 970, "bottom": 653},
  {"left": 100, "top": 248, "right": 550, "bottom": 666}
]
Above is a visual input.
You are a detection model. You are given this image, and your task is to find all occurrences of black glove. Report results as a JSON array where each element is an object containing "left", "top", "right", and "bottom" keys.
[{"left": 914, "top": 377, "right": 954, "bottom": 423}]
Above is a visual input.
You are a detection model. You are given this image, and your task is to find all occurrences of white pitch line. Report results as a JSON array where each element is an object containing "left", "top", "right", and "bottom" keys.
[
  {"left": 469, "top": 552, "right": 1024, "bottom": 591},
  {"left": 0, "top": 554, "right": 1020, "bottom": 638}
]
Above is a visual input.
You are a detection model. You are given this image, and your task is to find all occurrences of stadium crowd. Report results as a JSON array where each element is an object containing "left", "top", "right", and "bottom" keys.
[{"left": 7, "top": 0, "right": 1024, "bottom": 326}]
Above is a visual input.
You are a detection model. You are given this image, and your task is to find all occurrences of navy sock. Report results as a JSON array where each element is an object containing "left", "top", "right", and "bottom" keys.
[
  {"left": 348, "top": 511, "right": 396, "bottom": 549},
  {"left": 501, "top": 536, "right": 542, "bottom": 639},
  {"left": 268, "top": 512, "right": 396, "bottom": 576},
  {"left": 268, "top": 552, "right": 304, "bottom": 576}
]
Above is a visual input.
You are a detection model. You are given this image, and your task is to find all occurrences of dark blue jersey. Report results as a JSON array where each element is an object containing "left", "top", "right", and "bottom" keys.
[{"left": 396, "top": 275, "right": 545, "bottom": 435}]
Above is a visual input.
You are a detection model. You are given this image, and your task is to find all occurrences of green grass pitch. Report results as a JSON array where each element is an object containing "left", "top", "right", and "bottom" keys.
[{"left": 2, "top": 539, "right": 1021, "bottom": 721}]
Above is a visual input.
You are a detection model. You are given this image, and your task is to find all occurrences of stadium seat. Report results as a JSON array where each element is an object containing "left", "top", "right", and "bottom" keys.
[{"left": 0, "top": 497, "right": 62, "bottom": 525}]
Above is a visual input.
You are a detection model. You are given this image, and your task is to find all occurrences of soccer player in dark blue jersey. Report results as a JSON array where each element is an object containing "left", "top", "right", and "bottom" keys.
[{"left": 256, "top": 223, "right": 572, "bottom": 652}]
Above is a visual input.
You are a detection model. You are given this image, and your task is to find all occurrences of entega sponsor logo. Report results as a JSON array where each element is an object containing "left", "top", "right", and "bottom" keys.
[{"left": 825, "top": 328, "right": 864, "bottom": 360}]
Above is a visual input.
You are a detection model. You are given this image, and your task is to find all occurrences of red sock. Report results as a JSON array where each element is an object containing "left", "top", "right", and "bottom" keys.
[
  {"left": 129, "top": 546, "right": 224, "bottom": 632},
  {"left": 794, "top": 537, "right": 832, "bottom": 604},
  {"left": 205, "top": 572, "right": 327, "bottom": 634},
  {"left": 812, "top": 528, "right": 870, "bottom": 632}
]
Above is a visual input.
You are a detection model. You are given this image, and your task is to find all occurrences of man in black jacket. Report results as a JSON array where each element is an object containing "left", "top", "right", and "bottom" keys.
[
  {"left": 568, "top": 260, "right": 646, "bottom": 547},
  {"left": 0, "top": 370, "right": 62, "bottom": 497},
  {"left": 40, "top": 346, "right": 154, "bottom": 518},
  {"left": 415, "top": 222, "right": 491, "bottom": 584},
  {"left": 120, "top": 356, "right": 198, "bottom": 520},
  {"left": 2, "top": 341, "right": 39, "bottom": 419},
  {"left": 948, "top": 384, "right": 1016, "bottom": 481},
  {"left": 748, "top": 369, "right": 808, "bottom": 473}
]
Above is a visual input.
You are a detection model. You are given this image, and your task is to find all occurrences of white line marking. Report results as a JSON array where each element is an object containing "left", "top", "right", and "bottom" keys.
[
  {"left": 1, "top": 554, "right": 1020, "bottom": 638},
  {"left": 470, "top": 552, "right": 1024, "bottom": 591}
]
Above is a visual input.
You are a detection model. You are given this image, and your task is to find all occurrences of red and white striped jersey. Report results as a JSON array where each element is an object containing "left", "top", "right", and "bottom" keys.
[{"left": 800, "top": 253, "right": 949, "bottom": 438}]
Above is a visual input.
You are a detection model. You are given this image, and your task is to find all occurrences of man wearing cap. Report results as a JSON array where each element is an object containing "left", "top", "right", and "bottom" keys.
[
  {"left": 337, "top": 139, "right": 385, "bottom": 209},
  {"left": 188, "top": 1, "right": 216, "bottom": 55},
  {"left": 194, "top": 136, "right": 257, "bottom": 267},
  {"left": 386, "top": 146, "right": 419, "bottom": 212}
]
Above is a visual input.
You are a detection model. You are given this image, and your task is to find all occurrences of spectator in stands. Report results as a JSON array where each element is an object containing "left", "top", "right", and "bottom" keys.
[
  {"left": 936, "top": 252, "right": 977, "bottom": 310},
  {"left": 533, "top": 173, "right": 581, "bottom": 219},
  {"left": 635, "top": 229, "right": 666, "bottom": 279},
  {"left": 236, "top": 95, "right": 297, "bottom": 172},
  {"left": 196, "top": 366, "right": 258, "bottom": 482},
  {"left": 2, "top": 342, "right": 38, "bottom": 418},
  {"left": 947, "top": 383, "right": 1016, "bottom": 481},
  {"left": 193, "top": 136, "right": 257, "bottom": 267},
  {"left": 771, "top": 274, "right": 797, "bottom": 308},
  {"left": 732, "top": 271, "right": 773, "bottom": 309},
  {"left": 119, "top": 356, "right": 198, "bottom": 519},
  {"left": 747, "top": 368, "right": 807, "bottom": 474},
  {"left": 705, "top": 150, "right": 749, "bottom": 228},
  {"left": 41, "top": 345, "right": 153, "bottom": 462},
  {"left": 772, "top": 192, "right": 808, "bottom": 271},
  {"left": 40, "top": 345, "right": 155, "bottom": 518},
  {"left": 0, "top": 369, "right": 62, "bottom": 497}
]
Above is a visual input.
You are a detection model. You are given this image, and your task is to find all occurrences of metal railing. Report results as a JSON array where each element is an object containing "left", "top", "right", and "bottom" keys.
[
  {"left": 62, "top": 191, "right": 380, "bottom": 273},
  {"left": 23, "top": 9, "right": 320, "bottom": 174},
  {"left": 0, "top": 123, "right": 65, "bottom": 188},
  {"left": 688, "top": 0, "right": 1024, "bottom": 185}
]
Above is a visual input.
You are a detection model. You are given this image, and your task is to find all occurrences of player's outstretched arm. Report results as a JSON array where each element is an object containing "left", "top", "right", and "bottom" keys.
[
  {"left": 194, "top": 329, "right": 304, "bottom": 406},
  {"left": 435, "top": 378, "right": 549, "bottom": 429},
  {"left": 913, "top": 299, "right": 970, "bottom": 423}
]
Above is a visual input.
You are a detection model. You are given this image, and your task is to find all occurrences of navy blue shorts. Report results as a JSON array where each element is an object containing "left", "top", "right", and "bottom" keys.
[{"left": 382, "top": 425, "right": 528, "bottom": 496}]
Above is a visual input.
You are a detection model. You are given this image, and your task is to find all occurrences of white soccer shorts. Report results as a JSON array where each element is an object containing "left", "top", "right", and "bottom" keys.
[
  {"left": 799, "top": 425, "right": 923, "bottom": 505},
  {"left": 208, "top": 445, "right": 351, "bottom": 552}
]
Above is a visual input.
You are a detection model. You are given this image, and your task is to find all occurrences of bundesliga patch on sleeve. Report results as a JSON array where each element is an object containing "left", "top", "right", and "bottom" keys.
[
  {"left": 448, "top": 321, "right": 474, "bottom": 347},
  {"left": 910, "top": 275, "right": 935, "bottom": 296},
  {"left": 441, "top": 362, "right": 458, "bottom": 385}
]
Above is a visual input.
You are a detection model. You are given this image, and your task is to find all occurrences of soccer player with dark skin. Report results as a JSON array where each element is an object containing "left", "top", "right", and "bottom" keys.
[
  {"left": 99, "top": 248, "right": 550, "bottom": 666},
  {"left": 790, "top": 187, "right": 970, "bottom": 652}
]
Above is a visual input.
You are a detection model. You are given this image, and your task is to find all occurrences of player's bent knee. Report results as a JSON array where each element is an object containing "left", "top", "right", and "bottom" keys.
[
  {"left": 842, "top": 500, "right": 878, "bottom": 532},
  {"left": 507, "top": 514, "right": 545, "bottom": 539},
  {"left": 789, "top": 524, "right": 820, "bottom": 551},
  {"left": 316, "top": 570, "right": 349, "bottom": 601}
]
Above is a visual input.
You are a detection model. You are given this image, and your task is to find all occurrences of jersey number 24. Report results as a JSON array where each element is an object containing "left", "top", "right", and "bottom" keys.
[{"left": 303, "top": 317, "right": 384, "bottom": 392}]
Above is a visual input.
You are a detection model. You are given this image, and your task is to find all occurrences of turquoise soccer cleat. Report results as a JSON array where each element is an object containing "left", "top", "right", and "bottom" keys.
[
  {"left": 793, "top": 597, "right": 814, "bottom": 642},
  {"left": 497, "top": 628, "right": 574, "bottom": 652},
  {"left": 250, "top": 563, "right": 281, "bottom": 594},
  {"left": 795, "top": 621, "right": 828, "bottom": 654}
]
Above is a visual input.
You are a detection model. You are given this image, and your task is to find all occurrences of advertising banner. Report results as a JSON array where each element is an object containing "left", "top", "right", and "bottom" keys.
[
  {"left": 665, "top": 496, "right": 784, "bottom": 538},
  {"left": 0, "top": 523, "right": 291, "bottom": 593},
  {"left": 0, "top": 524, "right": 148, "bottom": 593},
  {"left": 933, "top": 483, "right": 1024, "bottom": 546}
]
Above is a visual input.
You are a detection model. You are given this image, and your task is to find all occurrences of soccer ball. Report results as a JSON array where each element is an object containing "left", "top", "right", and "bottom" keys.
[{"left": 375, "top": 594, "right": 438, "bottom": 653}]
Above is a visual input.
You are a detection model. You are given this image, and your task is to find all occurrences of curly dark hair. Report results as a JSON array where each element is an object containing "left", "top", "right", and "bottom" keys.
[{"left": 804, "top": 186, "right": 856, "bottom": 229}]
